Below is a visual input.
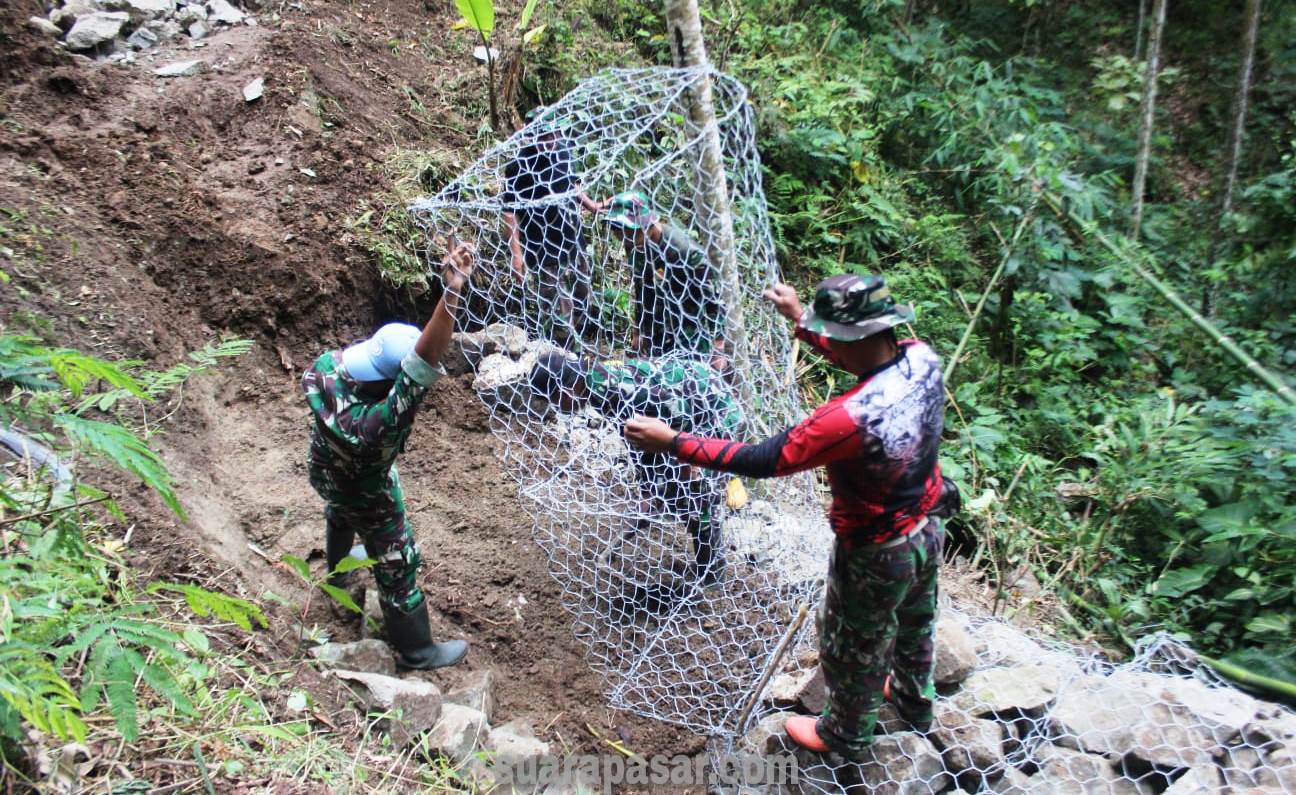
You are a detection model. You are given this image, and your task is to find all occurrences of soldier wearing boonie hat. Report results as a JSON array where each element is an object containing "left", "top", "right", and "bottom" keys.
[
  {"left": 302, "top": 242, "right": 476, "bottom": 672},
  {"left": 624, "top": 272, "right": 955, "bottom": 761},
  {"left": 503, "top": 105, "right": 608, "bottom": 346},
  {"left": 603, "top": 191, "right": 726, "bottom": 364}
]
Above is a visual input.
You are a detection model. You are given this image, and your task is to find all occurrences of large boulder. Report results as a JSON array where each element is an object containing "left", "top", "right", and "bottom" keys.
[
  {"left": 100, "top": 0, "right": 173, "bottom": 20},
  {"left": 951, "top": 662, "right": 1060, "bottom": 717},
  {"left": 447, "top": 323, "right": 530, "bottom": 374},
  {"left": 969, "top": 621, "right": 1051, "bottom": 669},
  {"left": 481, "top": 719, "right": 552, "bottom": 793},
  {"left": 333, "top": 670, "right": 442, "bottom": 747},
  {"left": 1023, "top": 745, "right": 1141, "bottom": 794},
  {"left": 851, "top": 731, "right": 950, "bottom": 795},
  {"left": 985, "top": 766, "right": 1032, "bottom": 794},
  {"left": 309, "top": 639, "right": 395, "bottom": 676},
  {"left": 765, "top": 667, "right": 825, "bottom": 715},
  {"left": 930, "top": 701, "right": 1005, "bottom": 775},
  {"left": 934, "top": 616, "right": 978, "bottom": 686},
  {"left": 473, "top": 342, "right": 565, "bottom": 411},
  {"left": 63, "top": 11, "right": 129, "bottom": 49},
  {"left": 50, "top": 0, "right": 104, "bottom": 30},
  {"left": 1051, "top": 671, "right": 1255, "bottom": 768}
]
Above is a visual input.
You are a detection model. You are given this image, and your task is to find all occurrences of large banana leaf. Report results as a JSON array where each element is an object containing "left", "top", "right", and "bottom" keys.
[{"left": 455, "top": 0, "right": 494, "bottom": 38}]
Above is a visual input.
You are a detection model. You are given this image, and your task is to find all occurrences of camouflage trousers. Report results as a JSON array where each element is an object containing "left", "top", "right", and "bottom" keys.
[
  {"left": 525, "top": 255, "right": 592, "bottom": 348},
  {"left": 635, "top": 451, "right": 724, "bottom": 576},
  {"left": 310, "top": 463, "right": 425, "bottom": 613},
  {"left": 818, "top": 519, "right": 944, "bottom": 758}
]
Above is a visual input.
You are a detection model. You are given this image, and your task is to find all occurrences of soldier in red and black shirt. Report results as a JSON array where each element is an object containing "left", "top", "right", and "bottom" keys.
[{"left": 626, "top": 274, "right": 949, "bottom": 760}]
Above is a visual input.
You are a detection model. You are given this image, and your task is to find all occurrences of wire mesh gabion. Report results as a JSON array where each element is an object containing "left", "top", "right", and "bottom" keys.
[
  {"left": 410, "top": 67, "right": 1295, "bottom": 793},
  {"left": 410, "top": 66, "right": 831, "bottom": 736}
]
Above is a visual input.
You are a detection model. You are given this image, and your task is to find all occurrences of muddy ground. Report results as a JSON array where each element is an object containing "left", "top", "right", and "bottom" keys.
[{"left": 0, "top": 0, "right": 706, "bottom": 789}]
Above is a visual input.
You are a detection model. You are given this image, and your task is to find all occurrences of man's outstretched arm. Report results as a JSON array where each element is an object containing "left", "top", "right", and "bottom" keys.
[
  {"left": 624, "top": 398, "right": 862, "bottom": 479},
  {"left": 413, "top": 241, "right": 474, "bottom": 368}
]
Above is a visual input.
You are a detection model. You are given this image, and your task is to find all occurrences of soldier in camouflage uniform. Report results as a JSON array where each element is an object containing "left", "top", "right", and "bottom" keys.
[
  {"left": 529, "top": 351, "right": 743, "bottom": 584},
  {"left": 625, "top": 274, "right": 951, "bottom": 759},
  {"left": 302, "top": 242, "right": 475, "bottom": 671},
  {"left": 602, "top": 192, "right": 726, "bottom": 364}
]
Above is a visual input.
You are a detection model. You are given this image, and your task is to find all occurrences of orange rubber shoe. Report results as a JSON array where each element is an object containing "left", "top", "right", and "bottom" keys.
[
  {"left": 883, "top": 674, "right": 893, "bottom": 702},
  {"left": 785, "top": 716, "right": 829, "bottom": 753}
]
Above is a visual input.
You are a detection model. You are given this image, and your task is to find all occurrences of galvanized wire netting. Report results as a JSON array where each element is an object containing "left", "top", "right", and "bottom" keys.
[{"left": 410, "top": 67, "right": 1294, "bottom": 794}]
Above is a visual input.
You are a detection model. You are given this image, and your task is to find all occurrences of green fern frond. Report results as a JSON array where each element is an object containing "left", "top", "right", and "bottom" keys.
[
  {"left": 54, "top": 415, "right": 183, "bottom": 518},
  {"left": 123, "top": 648, "right": 195, "bottom": 717},
  {"left": 105, "top": 652, "right": 138, "bottom": 741},
  {"left": 149, "top": 583, "right": 268, "bottom": 632},
  {"left": 45, "top": 349, "right": 148, "bottom": 401},
  {"left": 0, "top": 642, "right": 86, "bottom": 742}
]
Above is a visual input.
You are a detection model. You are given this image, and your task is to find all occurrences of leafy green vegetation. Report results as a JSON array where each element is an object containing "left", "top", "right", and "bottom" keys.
[{"left": 576, "top": 0, "right": 1295, "bottom": 663}]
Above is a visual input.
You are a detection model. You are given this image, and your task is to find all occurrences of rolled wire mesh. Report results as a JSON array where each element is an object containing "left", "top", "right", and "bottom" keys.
[{"left": 410, "top": 67, "right": 1294, "bottom": 792}]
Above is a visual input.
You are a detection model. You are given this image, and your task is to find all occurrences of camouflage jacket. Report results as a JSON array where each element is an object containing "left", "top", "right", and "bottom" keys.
[
  {"left": 302, "top": 349, "right": 444, "bottom": 494},
  {"left": 585, "top": 354, "right": 743, "bottom": 438},
  {"left": 628, "top": 224, "right": 724, "bottom": 357}
]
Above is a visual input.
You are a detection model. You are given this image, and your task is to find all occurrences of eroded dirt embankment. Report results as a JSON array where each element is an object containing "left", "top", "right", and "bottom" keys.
[{"left": 0, "top": 0, "right": 704, "bottom": 784}]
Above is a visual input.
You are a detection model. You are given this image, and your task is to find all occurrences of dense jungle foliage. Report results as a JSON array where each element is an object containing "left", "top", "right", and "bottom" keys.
[{"left": 531, "top": 0, "right": 1296, "bottom": 664}]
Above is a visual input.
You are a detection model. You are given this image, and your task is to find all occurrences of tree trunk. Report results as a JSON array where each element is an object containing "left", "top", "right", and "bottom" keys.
[
  {"left": 1134, "top": 0, "right": 1148, "bottom": 59},
  {"left": 1202, "top": 0, "right": 1262, "bottom": 317},
  {"left": 1129, "top": 0, "right": 1168, "bottom": 241},
  {"left": 663, "top": 0, "right": 751, "bottom": 385}
]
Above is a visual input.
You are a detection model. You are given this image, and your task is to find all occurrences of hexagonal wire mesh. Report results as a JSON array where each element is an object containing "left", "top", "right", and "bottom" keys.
[{"left": 410, "top": 67, "right": 1294, "bottom": 793}]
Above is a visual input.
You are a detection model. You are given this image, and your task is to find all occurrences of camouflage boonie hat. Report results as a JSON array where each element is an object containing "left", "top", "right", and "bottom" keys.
[
  {"left": 801, "top": 273, "right": 915, "bottom": 341},
  {"left": 603, "top": 191, "right": 655, "bottom": 230}
]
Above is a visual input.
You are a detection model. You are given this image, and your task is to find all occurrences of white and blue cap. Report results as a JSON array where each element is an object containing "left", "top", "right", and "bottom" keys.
[{"left": 340, "top": 323, "right": 421, "bottom": 382}]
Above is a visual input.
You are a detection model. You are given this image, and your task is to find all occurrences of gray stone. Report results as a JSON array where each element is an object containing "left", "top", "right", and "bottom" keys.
[
  {"left": 986, "top": 767, "right": 1032, "bottom": 795},
  {"left": 487, "top": 718, "right": 550, "bottom": 766},
  {"left": 739, "top": 711, "right": 796, "bottom": 757},
  {"left": 449, "top": 323, "right": 530, "bottom": 374},
  {"left": 1024, "top": 745, "right": 1140, "bottom": 795},
  {"left": 1052, "top": 672, "right": 1228, "bottom": 768},
  {"left": 175, "top": 2, "right": 206, "bottom": 24},
  {"left": 309, "top": 639, "right": 395, "bottom": 676},
  {"left": 63, "top": 11, "right": 129, "bottom": 50},
  {"left": 360, "top": 587, "right": 383, "bottom": 640},
  {"left": 187, "top": 20, "right": 208, "bottom": 39},
  {"left": 29, "top": 16, "right": 63, "bottom": 35},
  {"left": 242, "top": 76, "right": 264, "bottom": 102},
  {"left": 849, "top": 731, "right": 950, "bottom": 795},
  {"left": 445, "top": 668, "right": 495, "bottom": 722},
  {"left": 426, "top": 703, "right": 489, "bottom": 765},
  {"left": 762, "top": 664, "right": 824, "bottom": 710},
  {"left": 101, "top": 0, "right": 173, "bottom": 19},
  {"left": 205, "top": 0, "right": 245, "bottom": 24},
  {"left": 935, "top": 616, "right": 978, "bottom": 686},
  {"left": 144, "top": 18, "right": 179, "bottom": 38},
  {"left": 971, "top": 621, "right": 1050, "bottom": 669},
  {"left": 333, "top": 670, "right": 442, "bottom": 747},
  {"left": 50, "top": 1, "right": 103, "bottom": 30},
  {"left": 473, "top": 342, "right": 564, "bottom": 411},
  {"left": 125, "top": 25, "right": 159, "bottom": 49},
  {"left": 1162, "top": 766, "right": 1224, "bottom": 794},
  {"left": 930, "top": 701, "right": 1005, "bottom": 775},
  {"left": 153, "top": 58, "right": 206, "bottom": 76},
  {"left": 951, "top": 663, "right": 1060, "bottom": 717}
]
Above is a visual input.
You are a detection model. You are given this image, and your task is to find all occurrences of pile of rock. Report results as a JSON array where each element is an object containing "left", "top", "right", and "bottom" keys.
[
  {"left": 743, "top": 616, "right": 1296, "bottom": 794},
  {"left": 310, "top": 639, "right": 563, "bottom": 792},
  {"left": 29, "top": 0, "right": 256, "bottom": 59}
]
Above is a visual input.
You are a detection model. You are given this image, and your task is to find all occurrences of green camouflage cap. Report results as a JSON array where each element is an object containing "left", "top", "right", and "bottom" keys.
[
  {"left": 801, "top": 273, "right": 915, "bottom": 341},
  {"left": 603, "top": 191, "right": 655, "bottom": 230},
  {"left": 525, "top": 105, "right": 563, "bottom": 135}
]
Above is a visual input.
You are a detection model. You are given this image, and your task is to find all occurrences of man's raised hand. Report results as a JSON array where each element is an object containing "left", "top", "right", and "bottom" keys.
[
  {"left": 763, "top": 283, "right": 803, "bottom": 322},
  {"left": 441, "top": 241, "right": 476, "bottom": 293}
]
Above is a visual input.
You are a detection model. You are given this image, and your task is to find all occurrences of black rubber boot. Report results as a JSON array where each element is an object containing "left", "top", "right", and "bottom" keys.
[
  {"left": 325, "top": 521, "right": 356, "bottom": 589},
  {"left": 381, "top": 600, "right": 468, "bottom": 670}
]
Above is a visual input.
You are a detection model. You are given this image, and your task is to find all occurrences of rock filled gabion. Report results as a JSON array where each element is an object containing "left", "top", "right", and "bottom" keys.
[{"left": 412, "top": 68, "right": 1295, "bottom": 793}]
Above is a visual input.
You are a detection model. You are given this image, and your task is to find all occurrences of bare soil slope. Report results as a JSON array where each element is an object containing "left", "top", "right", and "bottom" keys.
[{"left": 1, "top": 1, "right": 702, "bottom": 788}]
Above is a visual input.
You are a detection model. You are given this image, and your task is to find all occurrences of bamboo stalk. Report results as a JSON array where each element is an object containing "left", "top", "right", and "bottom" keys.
[
  {"left": 1198, "top": 654, "right": 1296, "bottom": 702},
  {"left": 945, "top": 208, "right": 1035, "bottom": 384},
  {"left": 734, "top": 602, "right": 810, "bottom": 734},
  {"left": 1042, "top": 193, "right": 1296, "bottom": 406}
]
